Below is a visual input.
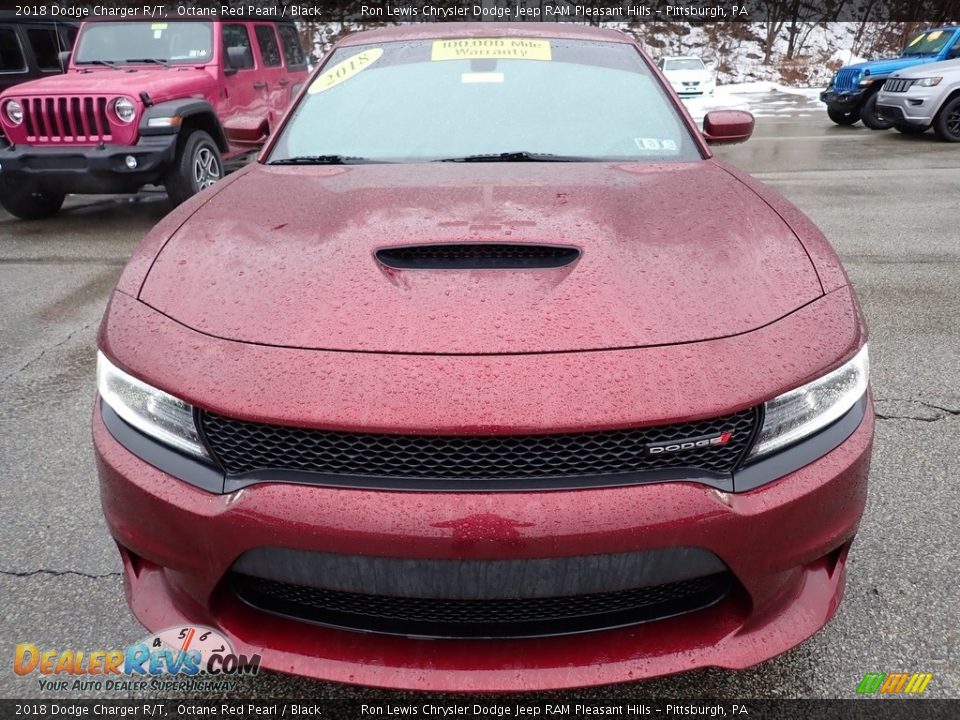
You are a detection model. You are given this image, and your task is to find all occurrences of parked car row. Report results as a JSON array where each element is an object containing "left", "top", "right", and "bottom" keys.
[
  {"left": 0, "top": 19, "right": 308, "bottom": 218},
  {"left": 822, "top": 25, "right": 960, "bottom": 141}
]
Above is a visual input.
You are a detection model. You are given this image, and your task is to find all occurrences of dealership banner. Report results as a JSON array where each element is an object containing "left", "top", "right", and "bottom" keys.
[
  {"left": 8, "top": 0, "right": 960, "bottom": 23},
  {"left": 1, "top": 700, "right": 957, "bottom": 719}
]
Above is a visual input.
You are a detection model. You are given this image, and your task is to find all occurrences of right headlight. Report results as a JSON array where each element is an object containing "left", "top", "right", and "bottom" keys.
[
  {"left": 97, "top": 351, "right": 210, "bottom": 460},
  {"left": 914, "top": 76, "right": 942, "bottom": 87},
  {"left": 747, "top": 345, "right": 869, "bottom": 460}
]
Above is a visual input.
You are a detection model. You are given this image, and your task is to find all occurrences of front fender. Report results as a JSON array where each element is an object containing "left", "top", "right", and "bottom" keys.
[{"left": 139, "top": 99, "right": 229, "bottom": 152}]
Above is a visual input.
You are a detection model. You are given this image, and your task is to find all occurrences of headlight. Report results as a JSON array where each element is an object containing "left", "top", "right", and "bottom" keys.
[
  {"left": 914, "top": 76, "right": 942, "bottom": 87},
  {"left": 113, "top": 97, "right": 136, "bottom": 123},
  {"left": 747, "top": 345, "right": 869, "bottom": 460},
  {"left": 97, "top": 351, "right": 210, "bottom": 460},
  {"left": 858, "top": 75, "right": 875, "bottom": 86},
  {"left": 4, "top": 99, "right": 23, "bottom": 125}
]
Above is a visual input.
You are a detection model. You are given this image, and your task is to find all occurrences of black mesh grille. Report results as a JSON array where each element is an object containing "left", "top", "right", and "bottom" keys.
[
  {"left": 230, "top": 572, "right": 733, "bottom": 638},
  {"left": 199, "top": 407, "right": 760, "bottom": 484},
  {"left": 375, "top": 244, "right": 579, "bottom": 269}
]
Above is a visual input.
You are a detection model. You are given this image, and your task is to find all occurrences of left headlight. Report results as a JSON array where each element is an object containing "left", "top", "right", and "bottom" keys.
[
  {"left": 97, "top": 351, "right": 210, "bottom": 460},
  {"left": 4, "top": 99, "right": 23, "bottom": 125},
  {"left": 914, "top": 76, "right": 942, "bottom": 87},
  {"left": 113, "top": 97, "right": 136, "bottom": 123},
  {"left": 747, "top": 345, "right": 869, "bottom": 460}
]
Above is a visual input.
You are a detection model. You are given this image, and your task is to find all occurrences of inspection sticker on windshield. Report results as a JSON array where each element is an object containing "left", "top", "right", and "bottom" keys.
[
  {"left": 634, "top": 137, "right": 679, "bottom": 153},
  {"left": 432, "top": 38, "right": 552, "bottom": 61},
  {"left": 309, "top": 48, "right": 383, "bottom": 94}
]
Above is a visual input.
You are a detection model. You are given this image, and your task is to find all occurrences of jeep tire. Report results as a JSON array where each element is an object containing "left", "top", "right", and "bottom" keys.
[
  {"left": 860, "top": 92, "right": 894, "bottom": 130},
  {"left": 164, "top": 130, "right": 224, "bottom": 206},
  {"left": 933, "top": 96, "right": 960, "bottom": 142},
  {"left": 0, "top": 181, "right": 65, "bottom": 220},
  {"left": 827, "top": 107, "right": 860, "bottom": 126}
]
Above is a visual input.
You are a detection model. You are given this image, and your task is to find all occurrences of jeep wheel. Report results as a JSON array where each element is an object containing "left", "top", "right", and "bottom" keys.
[
  {"left": 933, "top": 96, "right": 960, "bottom": 142},
  {"left": 893, "top": 123, "right": 928, "bottom": 136},
  {"left": 164, "top": 130, "right": 223, "bottom": 206},
  {"left": 827, "top": 107, "right": 860, "bottom": 126},
  {"left": 0, "top": 182, "right": 65, "bottom": 220},
  {"left": 860, "top": 93, "right": 894, "bottom": 130}
]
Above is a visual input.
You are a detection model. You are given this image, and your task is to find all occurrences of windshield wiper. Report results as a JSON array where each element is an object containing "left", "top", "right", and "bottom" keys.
[
  {"left": 268, "top": 155, "right": 375, "bottom": 166},
  {"left": 76, "top": 59, "right": 122, "bottom": 70},
  {"left": 437, "top": 151, "right": 591, "bottom": 163},
  {"left": 125, "top": 58, "right": 171, "bottom": 67}
]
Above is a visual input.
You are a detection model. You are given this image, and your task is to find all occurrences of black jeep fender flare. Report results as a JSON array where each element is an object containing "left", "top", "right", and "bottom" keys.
[{"left": 139, "top": 100, "right": 230, "bottom": 153}]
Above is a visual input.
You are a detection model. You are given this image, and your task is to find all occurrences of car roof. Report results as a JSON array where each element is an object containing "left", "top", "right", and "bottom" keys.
[{"left": 336, "top": 22, "right": 632, "bottom": 47}]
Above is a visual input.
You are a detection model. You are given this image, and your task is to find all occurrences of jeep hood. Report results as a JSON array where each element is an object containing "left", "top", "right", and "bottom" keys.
[
  {"left": 846, "top": 56, "right": 940, "bottom": 76},
  {"left": 139, "top": 161, "right": 824, "bottom": 354},
  {"left": 3, "top": 67, "right": 215, "bottom": 103}
]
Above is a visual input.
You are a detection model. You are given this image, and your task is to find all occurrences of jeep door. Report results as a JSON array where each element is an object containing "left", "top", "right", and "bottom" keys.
[
  {"left": 277, "top": 23, "right": 309, "bottom": 104},
  {"left": 220, "top": 23, "right": 268, "bottom": 147},
  {"left": 252, "top": 23, "right": 286, "bottom": 129}
]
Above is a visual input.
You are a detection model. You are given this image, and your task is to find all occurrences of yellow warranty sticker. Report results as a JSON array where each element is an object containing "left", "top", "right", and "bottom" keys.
[
  {"left": 151, "top": 23, "right": 167, "bottom": 30},
  {"left": 309, "top": 48, "right": 383, "bottom": 94},
  {"left": 908, "top": 34, "right": 922, "bottom": 46},
  {"left": 431, "top": 38, "right": 551, "bottom": 62},
  {"left": 928, "top": 30, "right": 943, "bottom": 40}
]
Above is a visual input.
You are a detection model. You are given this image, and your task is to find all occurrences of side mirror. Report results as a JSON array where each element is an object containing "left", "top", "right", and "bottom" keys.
[
  {"left": 58, "top": 50, "right": 71, "bottom": 71},
  {"left": 702, "top": 110, "right": 754, "bottom": 145},
  {"left": 225, "top": 46, "right": 253, "bottom": 73}
]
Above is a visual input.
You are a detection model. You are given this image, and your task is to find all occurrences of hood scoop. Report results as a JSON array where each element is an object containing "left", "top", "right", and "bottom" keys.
[{"left": 375, "top": 243, "right": 580, "bottom": 270}]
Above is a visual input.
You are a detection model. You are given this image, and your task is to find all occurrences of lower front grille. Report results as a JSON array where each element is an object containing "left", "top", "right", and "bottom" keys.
[{"left": 230, "top": 571, "right": 733, "bottom": 639}]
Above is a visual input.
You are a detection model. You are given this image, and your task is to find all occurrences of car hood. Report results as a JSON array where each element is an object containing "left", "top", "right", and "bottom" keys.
[
  {"left": 139, "top": 161, "right": 823, "bottom": 354},
  {"left": 889, "top": 57, "right": 960, "bottom": 78},
  {"left": 846, "top": 56, "right": 940, "bottom": 77},
  {"left": 2, "top": 67, "right": 215, "bottom": 102}
]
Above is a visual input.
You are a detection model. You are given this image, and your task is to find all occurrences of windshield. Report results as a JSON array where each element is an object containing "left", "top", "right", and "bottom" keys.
[
  {"left": 664, "top": 58, "right": 706, "bottom": 71},
  {"left": 269, "top": 37, "right": 701, "bottom": 164},
  {"left": 902, "top": 29, "right": 953, "bottom": 56},
  {"left": 74, "top": 22, "right": 213, "bottom": 65}
]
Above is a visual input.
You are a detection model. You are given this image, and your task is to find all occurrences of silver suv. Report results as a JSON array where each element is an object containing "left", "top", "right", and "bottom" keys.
[{"left": 876, "top": 57, "right": 960, "bottom": 140}]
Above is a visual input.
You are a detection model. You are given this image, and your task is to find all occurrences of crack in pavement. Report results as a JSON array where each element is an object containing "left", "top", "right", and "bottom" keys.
[
  {"left": 874, "top": 397, "right": 960, "bottom": 423},
  {"left": 0, "top": 319, "right": 96, "bottom": 387},
  {"left": 0, "top": 569, "right": 121, "bottom": 581}
]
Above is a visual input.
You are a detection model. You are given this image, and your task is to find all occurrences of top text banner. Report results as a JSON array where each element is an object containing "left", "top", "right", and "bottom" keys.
[{"left": 12, "top": 1, "right": 960, "bottom": 23}]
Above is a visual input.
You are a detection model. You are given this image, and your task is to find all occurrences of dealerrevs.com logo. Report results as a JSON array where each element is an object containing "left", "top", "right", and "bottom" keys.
[
  {"left": 646, "top": 431, "right": 734, "bottom": 455},
  {"left": 14, "top": 625, "right": 260, "bottom": 693}
]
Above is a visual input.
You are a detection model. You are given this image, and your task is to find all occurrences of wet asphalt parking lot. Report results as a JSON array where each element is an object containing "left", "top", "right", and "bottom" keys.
[{"left": 1, "top": 90, "right": 958, "bottom": 702}]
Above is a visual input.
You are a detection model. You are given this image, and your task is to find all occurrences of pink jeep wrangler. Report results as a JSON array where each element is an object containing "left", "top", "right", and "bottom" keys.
[{"left": 0, "top": 19, "right": 308, "bottom": 219}]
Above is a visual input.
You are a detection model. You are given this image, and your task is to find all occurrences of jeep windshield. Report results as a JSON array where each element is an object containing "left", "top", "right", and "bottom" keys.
[
  {"left": 269, "top": 37, "right": 701, "bottom": 164},
  {"left": 74, "top": 22, "right": 213, "bottom": 65},
  {"left": 902, "top": 30, "right": 953, "bottom": 56}
]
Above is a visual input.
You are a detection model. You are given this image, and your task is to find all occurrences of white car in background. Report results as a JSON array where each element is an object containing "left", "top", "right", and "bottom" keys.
[{"left": 658, "top": 56, "right": 716, "bottom": 97}]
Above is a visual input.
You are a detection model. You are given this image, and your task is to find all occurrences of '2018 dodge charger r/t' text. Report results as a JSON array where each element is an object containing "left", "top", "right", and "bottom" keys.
[{"left": 93, "top": 23, "right": 873, "bottom": 691}]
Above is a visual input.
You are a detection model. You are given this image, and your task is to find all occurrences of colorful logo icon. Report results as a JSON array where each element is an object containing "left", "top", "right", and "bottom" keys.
[{"left": 857, "top": 672, "right": 933, "bottom": 695}]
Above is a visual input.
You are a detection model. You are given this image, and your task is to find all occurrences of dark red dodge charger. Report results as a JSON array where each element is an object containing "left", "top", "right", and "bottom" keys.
[{"left": 93, "top": 23, "right": 873, "bottom": 690}]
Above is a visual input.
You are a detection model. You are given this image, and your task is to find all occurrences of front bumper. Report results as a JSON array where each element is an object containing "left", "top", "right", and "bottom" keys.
[
  {"left": 876, "top": 89, "right": 939, "bottom": 126},
  {"left": 0, "top": 135, "right": 176, "bottom": 194},
  {"left": 820, "top": 88, "right": 868, "bottom": 111},
  {"left": 94, "top": 396, "right": 872, "bottom": 691}
]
